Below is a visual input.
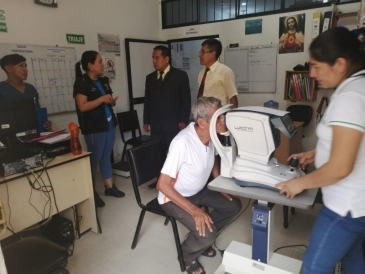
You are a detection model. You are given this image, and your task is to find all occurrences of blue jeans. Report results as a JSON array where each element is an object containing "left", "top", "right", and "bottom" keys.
[
  {"left": 84, "top": 126, "right": 116, "bottom": 186},
  {"left": 303, "top": 205, "right": 365, "bottom": 274}
]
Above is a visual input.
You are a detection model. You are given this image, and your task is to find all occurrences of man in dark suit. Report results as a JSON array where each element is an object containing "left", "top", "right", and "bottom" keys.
[{"left": 143, "top": 45, "right": 191, "bottom": 188}]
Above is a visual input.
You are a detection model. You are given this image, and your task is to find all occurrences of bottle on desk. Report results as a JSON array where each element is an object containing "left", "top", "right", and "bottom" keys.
[{"left": 68, "top": 122, "right": 82, "bottom": 155}]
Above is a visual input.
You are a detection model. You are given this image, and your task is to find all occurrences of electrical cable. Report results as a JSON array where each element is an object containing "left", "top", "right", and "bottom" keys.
[
  {"left": 3, "top": 180, "right": 15, "bottom": 233},
  {"left": 23, "top": 167, "right": 54, "bottom": 230},
  {"left": 6, "top": 225, "right": 15, "bottom": 234},
  {"left": 43, "top": 166, "right": 59, "bottom": 213},
  {"left": 274, "top": 244, "right": 307, "bottom": 253},
  {"left": 27, "top": 178, "right": 44, "bottom": 220}
]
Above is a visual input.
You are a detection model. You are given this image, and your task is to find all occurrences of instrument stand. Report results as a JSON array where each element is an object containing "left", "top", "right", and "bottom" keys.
[{"left": 214, "top": 200, "right": 302, "bottom": 274}]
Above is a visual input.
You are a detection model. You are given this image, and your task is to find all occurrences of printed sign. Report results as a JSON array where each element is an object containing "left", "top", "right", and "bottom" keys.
[
  {"left": 245, "top": 19, "right": 262, "bottom": 35},
  {"left": 66, "top": 34, "right": 85, "bottom": 44}
]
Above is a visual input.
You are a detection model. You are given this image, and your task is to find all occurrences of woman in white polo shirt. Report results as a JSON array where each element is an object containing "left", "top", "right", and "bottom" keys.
[{"left": 276, "top": 27, "right": 365, "bottom": 274}]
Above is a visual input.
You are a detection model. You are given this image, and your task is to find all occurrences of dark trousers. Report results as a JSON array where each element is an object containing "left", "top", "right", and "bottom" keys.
[
  {"left": 161, "top": 187, "right": 242, "bottom": 262},
  {"left": 151, "top": 131, "right": 178, "bottom": 153}
]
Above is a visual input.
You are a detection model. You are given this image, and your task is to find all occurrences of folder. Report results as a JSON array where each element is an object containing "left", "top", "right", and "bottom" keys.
[{"left": 36, "top": 107, "right": 48, "bottom": 132}]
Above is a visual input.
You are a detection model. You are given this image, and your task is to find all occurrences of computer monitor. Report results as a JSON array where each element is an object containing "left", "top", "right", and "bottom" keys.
[{"left": 0, "top": 99, "right": 39, "bottom": 147}]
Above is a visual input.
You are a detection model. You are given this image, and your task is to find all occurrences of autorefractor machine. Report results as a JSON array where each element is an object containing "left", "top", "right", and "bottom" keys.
[{"left": 209, "top": 105, "right": 306, "bottom": 274}]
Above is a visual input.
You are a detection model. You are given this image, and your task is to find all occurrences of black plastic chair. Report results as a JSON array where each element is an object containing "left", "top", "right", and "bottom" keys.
[
  {"left": 3, "top": 237, "right": 69, "bottom": 274},
  {"left": 127, "top": 140, "right": 185, "bottom": 272},
  {"left": 283, "top": 105, "right": 313, "bottom": 228},
  {"left": 116, "top": 110, "right": 152, "bottom": 162},
  {"left": 286, "top": 105, "right": 313, "bottom": 137}
]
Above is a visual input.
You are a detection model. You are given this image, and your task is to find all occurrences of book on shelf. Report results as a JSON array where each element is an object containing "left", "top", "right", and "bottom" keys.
[{"left": 286, "top": 72, "right": 315, "bottom": 100}]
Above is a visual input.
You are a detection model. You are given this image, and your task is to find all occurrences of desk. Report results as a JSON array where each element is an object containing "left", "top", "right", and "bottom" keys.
[
  {"left": 274, "top": 121, "right": 304, "bottom": 165},
  {"left": 0, "top": 152, "right": 98, "bottom": 241}
]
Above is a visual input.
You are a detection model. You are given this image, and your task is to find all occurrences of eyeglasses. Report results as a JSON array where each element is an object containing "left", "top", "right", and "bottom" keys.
[{"left": 199, "top": 50, "right": 213, "bottom": 55}]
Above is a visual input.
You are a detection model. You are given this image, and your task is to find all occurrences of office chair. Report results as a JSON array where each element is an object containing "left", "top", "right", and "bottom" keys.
[
  {"left": 0, "top": 202, "right": 70, "bottom": 274},
  {"left": 283, "top": 105, "right": 313, "bottom": 228},
  {"left": 116, "top": 110, "right": 152, "bottom": 162},
  {"left": 127, "top": 140, "right": 185, "bottom": 272},
  {"left": 286, "top": 104, "right": 313, "bottom": 137}
]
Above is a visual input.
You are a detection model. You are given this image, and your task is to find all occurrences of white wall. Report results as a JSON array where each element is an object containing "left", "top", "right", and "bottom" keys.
[
  {"left": 159, "top": 3, "right": 359, "bottom": 150},
  {"left": 0, "top": 1, "right": 360, "bottom": 154},
  {"left": 0, "top": 0, "right": 160, "bottom": 159}
]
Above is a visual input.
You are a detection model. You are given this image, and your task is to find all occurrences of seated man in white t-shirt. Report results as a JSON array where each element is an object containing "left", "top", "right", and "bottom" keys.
[{"left": 157, "top": 96, "right": 242, "bottom": 274}]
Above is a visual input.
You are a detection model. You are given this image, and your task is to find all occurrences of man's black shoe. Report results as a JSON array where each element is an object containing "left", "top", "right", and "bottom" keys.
[
  {"left": 148, "top": 182, "right": 157, "bottom": 189},
  {"left": 94, "top": 191, "right": 105, "bottom": 207}
]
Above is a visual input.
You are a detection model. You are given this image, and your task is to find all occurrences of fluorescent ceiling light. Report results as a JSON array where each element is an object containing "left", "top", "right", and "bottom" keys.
[{"left": 242, "top": 2, "right": 247, "bottom": 5}]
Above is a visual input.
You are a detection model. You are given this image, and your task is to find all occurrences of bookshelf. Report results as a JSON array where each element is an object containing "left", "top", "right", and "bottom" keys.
[{"left": 284, "top": 71, "right": 317, "bottom": 101}]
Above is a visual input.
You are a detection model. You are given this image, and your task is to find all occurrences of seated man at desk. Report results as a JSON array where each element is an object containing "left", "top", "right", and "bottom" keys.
[
  {"left": 157, "top": 97, "right": 242, "bottom": 274},
  {"left": 0, "top": 54, "right": 52, "bottom": 131}
]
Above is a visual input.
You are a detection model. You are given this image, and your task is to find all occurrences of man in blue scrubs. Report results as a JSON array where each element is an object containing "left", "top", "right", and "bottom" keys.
[{"left": 0, "top": 54, "right": 52, "bottom": 131}]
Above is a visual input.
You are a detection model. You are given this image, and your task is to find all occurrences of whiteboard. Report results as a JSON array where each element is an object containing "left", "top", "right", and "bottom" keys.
[
  {"left": 0, "top": 43, "right": 77, "bottom": 114},
  {"left": 224, "top": 44, "right": 277, "bottom": 93}
]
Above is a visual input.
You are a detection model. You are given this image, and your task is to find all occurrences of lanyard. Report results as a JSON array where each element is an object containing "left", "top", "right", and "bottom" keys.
[{"left": 316, "top": 96, "right": 329, "bottom": 125}]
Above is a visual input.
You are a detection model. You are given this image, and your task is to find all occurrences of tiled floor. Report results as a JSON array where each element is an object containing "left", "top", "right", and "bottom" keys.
[{"left": 67, "top": 174, "right": 321, "bottom": 274}]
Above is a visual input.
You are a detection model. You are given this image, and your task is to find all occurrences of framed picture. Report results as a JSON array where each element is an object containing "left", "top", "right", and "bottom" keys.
[{"left": 278, "top": 14, "right": 305, "bottom": 54}]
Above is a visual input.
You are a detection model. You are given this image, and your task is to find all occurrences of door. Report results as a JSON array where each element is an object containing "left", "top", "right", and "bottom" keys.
[{"left": 125, "top": 38, "right": 168, "bottom": 130}]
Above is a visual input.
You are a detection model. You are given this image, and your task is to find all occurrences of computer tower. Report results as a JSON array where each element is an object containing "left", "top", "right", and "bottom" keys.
[{"left": 42, "top": 214, "right": 74, "bottom": 248}]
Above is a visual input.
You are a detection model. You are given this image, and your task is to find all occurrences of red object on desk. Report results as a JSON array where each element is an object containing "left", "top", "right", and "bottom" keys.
[{"left": 68, "top": 122, "right": 82, "bottom": 155}]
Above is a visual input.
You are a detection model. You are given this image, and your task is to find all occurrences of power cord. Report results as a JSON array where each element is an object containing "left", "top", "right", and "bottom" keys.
[
  {"left": 274, "top": 244, "right": 307, "bottom": 253},
  {"left": 23, "top": 167, "right": 54, "bottom": 230},
  {"left": 2, "top": 179, "right": 15, "bottom": 234}
]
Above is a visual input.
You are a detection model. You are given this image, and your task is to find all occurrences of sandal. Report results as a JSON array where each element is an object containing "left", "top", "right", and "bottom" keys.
[
  {"left": 185, "top": 259, "right": 206, "bottom": 274},
  {"left": 201, "top": 246, "right": 216, "bottom": 258}
]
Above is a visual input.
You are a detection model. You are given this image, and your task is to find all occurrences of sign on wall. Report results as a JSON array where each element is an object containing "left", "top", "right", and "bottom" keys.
[{"left": 66, "top": 34, "right": 85, "bottom": 44}]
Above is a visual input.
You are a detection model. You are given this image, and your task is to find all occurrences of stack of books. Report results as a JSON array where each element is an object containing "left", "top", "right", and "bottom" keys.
[{"left": 287, "top": 73, "right": 315, "bottom": 100}]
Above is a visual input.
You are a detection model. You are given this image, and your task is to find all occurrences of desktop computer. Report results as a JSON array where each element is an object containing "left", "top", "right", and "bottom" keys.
[{"left": 42, "top": 214, "right": 74, "bottom": 248}]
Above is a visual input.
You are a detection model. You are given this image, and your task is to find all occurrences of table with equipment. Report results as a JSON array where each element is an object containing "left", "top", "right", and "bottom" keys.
[
  {"left": 0, "top": 152, "right": 99, "bottom": 241},
  {"left": 208, "top": 105, "right": 318, "bottom": 273}
]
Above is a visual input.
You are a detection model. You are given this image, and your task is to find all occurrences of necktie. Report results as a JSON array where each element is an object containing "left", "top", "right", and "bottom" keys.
[
  {"left": 158, "top": 71, "right": 164, "bottom": 91},
  {"left": 197, "top": 68, "right": 210, "bottom": 98}
]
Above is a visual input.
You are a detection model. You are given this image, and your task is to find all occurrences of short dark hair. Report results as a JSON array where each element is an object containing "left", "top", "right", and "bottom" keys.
[
  {"left": 154, "top": 45, "right": 170, "bottom": 58},
  {"left": 202, "top": 39, "right": 222, "bottom": 59},
  {"left": 0, "top": 54, "right": 26, "bottom": 71},
  {"left": 309, "top": 27, "right": 365, "bottom": 76}
]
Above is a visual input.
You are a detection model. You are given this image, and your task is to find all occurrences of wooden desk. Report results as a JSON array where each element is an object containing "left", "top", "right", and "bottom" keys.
[
  {"left": 0, "top": 152, "right": 98, "bottom": 240},
  {"left": 274, "top": 121, "right": 304, "bottom": 165}
]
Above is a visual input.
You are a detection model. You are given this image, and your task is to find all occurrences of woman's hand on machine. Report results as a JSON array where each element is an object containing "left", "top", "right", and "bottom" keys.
[
  {"left": 288, "top": 149, "right": 316, "bottom": 170},
  {"left": 276, "top": 178, "right": 305, "bottom": 199}
]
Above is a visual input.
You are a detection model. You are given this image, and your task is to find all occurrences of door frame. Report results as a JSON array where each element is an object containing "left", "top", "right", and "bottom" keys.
[
  {"left": 125, "top": 38, "right": 168, "bottom": 111},
  {"left": 125, "top": 35, "right": 219, "bottom": 111}
]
